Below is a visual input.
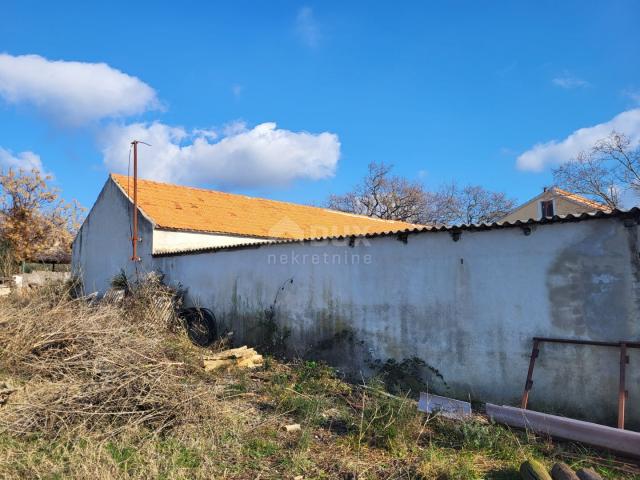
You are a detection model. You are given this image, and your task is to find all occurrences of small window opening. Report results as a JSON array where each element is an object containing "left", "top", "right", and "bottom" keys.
[{"left": 540, "top": 200, "right": 554, "bottom": 217}]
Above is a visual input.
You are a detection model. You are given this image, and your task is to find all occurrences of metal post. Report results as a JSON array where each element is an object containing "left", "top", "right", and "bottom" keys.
[
  {"left": 131, "top": 141, "right": 140, "bottom": 262},
  {"left": 618, "top": 343, "right": 628, "bottom": 429},
  {"left": 521, "top": 339, "right": 540, "bottom": 409}
]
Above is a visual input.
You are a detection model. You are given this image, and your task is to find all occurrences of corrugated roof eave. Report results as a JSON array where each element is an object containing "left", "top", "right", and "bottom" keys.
[{"left": 152, "top": 207, "right": 640, "bottom": 258}]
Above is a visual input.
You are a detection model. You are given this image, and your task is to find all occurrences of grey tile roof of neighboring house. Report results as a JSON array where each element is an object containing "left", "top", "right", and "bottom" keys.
[{"left": 152, "top": 207, "right": 640, "bottom": 258}]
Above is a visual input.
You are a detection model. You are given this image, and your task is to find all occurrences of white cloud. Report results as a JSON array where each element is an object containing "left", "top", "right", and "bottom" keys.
[
  {"left": 0, "top": 53, "right": 159, "bottom": 126},
  {"left": 99, "top": 121, "right": 340, "bottom": 188},
  {"left": 516, "top": 109, "right": 640, "bottom": 171},
  {"left": 295, "top": 7, "right": 321, "bottom": 48},
  {"left": 221, "top": 120, "right": 247, "bottom": 136},
  {"left": 552, "top": 72, "right": 590, "bottom": 89},
  {"left": 191, "top": 128, "right": 218, "bottom": 141},
  {"left": 0, "top": 147, "right": 44, "bottom": 172},
  {"left": 619, "top": 187, "right": 639, "bottom": 209}
]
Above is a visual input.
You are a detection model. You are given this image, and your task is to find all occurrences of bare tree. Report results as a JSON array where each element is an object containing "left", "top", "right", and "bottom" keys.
[
  {"left": 421, "top": 182, "right": 458, "bottom": 225},
  {"left": 328, "top": 163, "right": 515, "bottom": 225},
  {"left": 424, "top": 182, "right": 516, "bottom": 225},
  {"left": 0, "top": 168, "right": 84, "bottom": 264},
  {"left": 327, "top": 162, "right": 428, "bottom": 223},
  {"left": 552, "top": 132, "right": 640, "bottom": 208}
]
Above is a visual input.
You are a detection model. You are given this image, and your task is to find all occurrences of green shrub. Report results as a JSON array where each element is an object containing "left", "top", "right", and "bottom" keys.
[
  {"left": 268, "top": 360, "right": 349, "bottom": 425},
  {"left": 105, "top": 442, "right": 140, "bottom": 475},
  {"left": 244, "top": 438, "right": 279, "bottom": 459},
  {"left": 430, "top": 416, "right": 533, "bottom": 463},
  {"left": 353, "top": 379, "right": 424, "bottom": 452}
]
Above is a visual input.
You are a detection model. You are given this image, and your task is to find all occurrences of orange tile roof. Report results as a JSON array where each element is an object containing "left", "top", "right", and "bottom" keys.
[
  {"left": 111, "top": 174, "right": 419, "bottom": 240},
  {"left": 551, "top": 187, "right": 610, "bottom": 211}
]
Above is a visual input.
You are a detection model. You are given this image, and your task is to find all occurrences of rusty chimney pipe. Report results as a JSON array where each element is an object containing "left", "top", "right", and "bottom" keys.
[{"left": 131, "top": 140, "right": 140, "bottom": 262}]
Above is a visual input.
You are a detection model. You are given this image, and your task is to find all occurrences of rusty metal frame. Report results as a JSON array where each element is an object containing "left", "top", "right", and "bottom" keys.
[{"left": 520, "top": 336, "right": 639, "bottom": 430}]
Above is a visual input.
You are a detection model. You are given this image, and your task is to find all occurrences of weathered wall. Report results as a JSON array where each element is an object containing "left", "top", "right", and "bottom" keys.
[
  {"left": 72, "top": 178, "right": 155, "bottom": 294},
  {"left": 72, "top": 185, "right": 640, "bottom": 428},
  {"left": 501, "top": 191, "right": 598, "bottom": 223},
  {"left": 153, "top": 229, "right": 270, "bottom": 254},
  {"left": 154, "top": 217, "right": 640, "bottom": 428},
  {"left": 14, "top": 272, "right": 71, "bottom": 289},
  {"left": 500, "top": 197, "right": 541, "bottom": 222},
  {"left": 554, "top": 196, "right": 596, "bottom": 216}
]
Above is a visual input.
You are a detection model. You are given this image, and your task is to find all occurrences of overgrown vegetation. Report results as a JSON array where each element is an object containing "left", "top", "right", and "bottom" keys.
[
  {"left": 0, "top": 168, "right": 84, "bottom": 265},
  {"left": 0, "top": 239, "right": 15, "bottom": 277},
  {"left": 372, "top": 357, "right": 438, "bottom": 397},
  {"left": 0, "top": 282, "right": 638, "bottom": 479},
  {"left": 0, "top": 168, "right": 84, "bottom": 278}
]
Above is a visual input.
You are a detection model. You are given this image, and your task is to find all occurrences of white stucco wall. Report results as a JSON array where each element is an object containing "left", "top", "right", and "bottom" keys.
[
  {"left": 153, "top": 229, "right": 270, "bottom": 253},
  {"left": 72, "top": 178, "right": 269, "bottom": 290},
  {"left": 154, "top": 218, "right": 640, "bottom": 428},
  {"left": 72, "top": 180, "right": 640, "bottom": 427},
  {"left": 72, "top": 178, "right": 155, "bottom": 293}
]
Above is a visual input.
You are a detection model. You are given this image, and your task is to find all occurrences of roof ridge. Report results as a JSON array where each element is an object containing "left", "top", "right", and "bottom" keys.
[
  {"left": 109, "top": 173, "right": 419, "bottom": 227},
  {"left": 550, "top": 187, "right": 609, "bottom": 210}
]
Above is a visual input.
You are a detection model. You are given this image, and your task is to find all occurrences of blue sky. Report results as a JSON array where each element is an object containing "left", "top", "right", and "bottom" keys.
[{"left": 1, "top": 1, "right": 639, "bottom": 209}]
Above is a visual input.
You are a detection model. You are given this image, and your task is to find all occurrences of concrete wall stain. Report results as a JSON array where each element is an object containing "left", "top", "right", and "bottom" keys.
[
  {"left": 625, "top": 222, "right": 640, "bottom": 332},
  {"left": 547, "top": 222, "right": 633, "bottom": 339},
  {"left": 75, "top": 199, "right": 640, "bottom": 428}
]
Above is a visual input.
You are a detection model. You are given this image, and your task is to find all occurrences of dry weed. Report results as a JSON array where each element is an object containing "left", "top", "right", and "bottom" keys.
[
  {"left": 0, "top": 278, "right": 212, "bottom": 438},
  {"left": 0, "top": 280, "right": 636, "bottom": 479}
]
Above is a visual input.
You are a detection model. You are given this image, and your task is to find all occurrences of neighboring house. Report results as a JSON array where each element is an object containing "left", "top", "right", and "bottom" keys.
[{"left": 499, "top": 187, "right": 609, "bottom": 223}]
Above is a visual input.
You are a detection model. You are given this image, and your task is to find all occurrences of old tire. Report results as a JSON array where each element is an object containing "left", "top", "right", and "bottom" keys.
[
  {"left": 180, "top": 307, "right": 217, "bottom": 347},
  {"left": 551, "top": 463, "right": 579, "bottom": 480},
  {"left": 520, "top": 460, "right": 552, "bottom": 480}
]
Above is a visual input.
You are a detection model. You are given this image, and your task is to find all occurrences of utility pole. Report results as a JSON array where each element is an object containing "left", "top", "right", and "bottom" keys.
[
  {"left": 131, "top": 140, "right": 141, "bottom": 262},
  {"left": 130, "top": 140, "right": 150, "bottom": 261}
]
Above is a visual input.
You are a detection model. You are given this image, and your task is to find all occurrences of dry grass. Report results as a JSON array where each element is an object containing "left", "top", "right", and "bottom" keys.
[
  {"left": 0, "top": 280, "right": 638, "bottom": 480},
  {"left": 0, "top": 278, "right": 210, "bottom": 439}
]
